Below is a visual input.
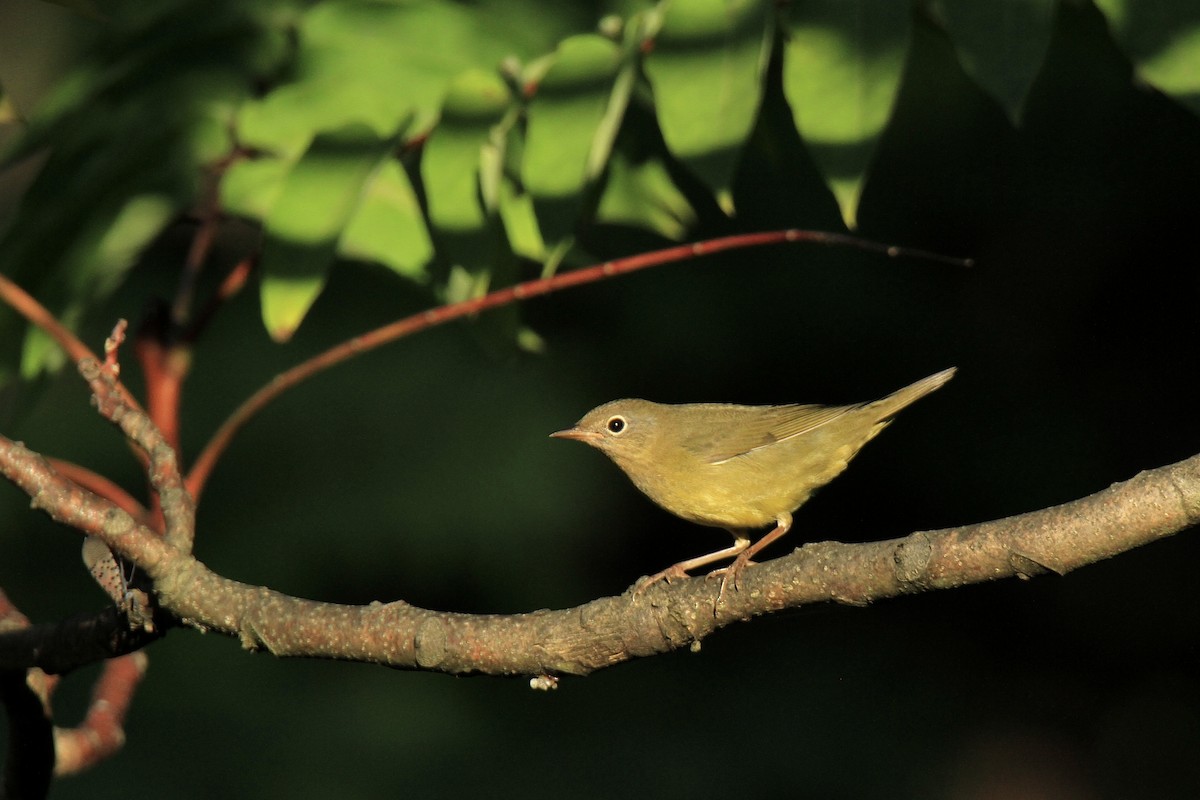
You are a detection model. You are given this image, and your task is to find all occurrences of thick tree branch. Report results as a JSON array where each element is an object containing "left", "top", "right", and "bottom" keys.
[
  {"left": 2, "top": 404, "right": 1196, "bottom": 677},
  {"left": 1, "top": 331, "right": 1196, "bottom": 679},
  {"left": 0, "top": 606, "right": 162, "bottom": 675}
]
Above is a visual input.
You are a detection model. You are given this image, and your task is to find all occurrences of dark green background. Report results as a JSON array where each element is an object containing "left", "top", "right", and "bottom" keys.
[{"left": 2, "top": 1, "right": 1199, "bottom": 797}]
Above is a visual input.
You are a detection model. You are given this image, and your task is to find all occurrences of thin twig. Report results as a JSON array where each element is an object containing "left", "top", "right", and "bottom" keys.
[
  {"left": 132, "top": 318, "right": 185, "bottom": 460},
  {"left": 53, "top": 653, "right": 148, "bottom": 776},
  {"left": 45, "top": 459, "right": 146, "bottom": 522},
  {"left": 171, "top": 152, "right": 243, "bottom": 330},
  {"left": 80, "top": 339, "right": 194, "bottom": 553},
  {"left": 0, "top": 274, "right": 143, "bottom": 416},
  {"left": 182, "top": 254, "right": 256, "bottom": 345},
  {"left": 172, "top": 206, "right": 220, "bottom": 330}
]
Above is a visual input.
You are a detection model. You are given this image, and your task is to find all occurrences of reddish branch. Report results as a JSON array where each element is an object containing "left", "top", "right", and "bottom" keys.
[
  {"left": 171, "top": 169, "right": 225, "bottom": 329},
  {"left": 133, "top": 314, "right": 186, "bottom": 458},
  {"left": 182, "top": 254, "right": 256, "bottom": 345},
  {"left": 0, "top": 274, "right": 143, "bottom": 417},
  {"left": 44, "top": 459, "right": 146, "bottom": 521},
  {"left": 53, "top": 652, "right": 148, "bottom": 776}
]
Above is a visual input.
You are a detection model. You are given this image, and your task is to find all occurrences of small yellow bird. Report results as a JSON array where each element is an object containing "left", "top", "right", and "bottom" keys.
[{"left": 552, "top": 367, "right": 955, "bottom": 598}]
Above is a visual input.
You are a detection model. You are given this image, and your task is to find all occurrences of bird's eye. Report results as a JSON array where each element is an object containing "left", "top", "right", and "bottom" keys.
[{"left": 606, "top": 416, "right": 627, "bottom": 434}]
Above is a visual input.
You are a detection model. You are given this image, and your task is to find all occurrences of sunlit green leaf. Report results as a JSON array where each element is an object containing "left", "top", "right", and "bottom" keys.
[
  {"left": 421, "top": 69, "right": 516, "bottom": 300},
  {"left": 338, "top": 159, "right": 432, "bottom": 281},
  {"left": 1094, "top": 0, "right": 1200, "bottom": 118},
  {"left": 260, "top": 126, "right": 393, "bottom": 341},
  {"left": 932, "top": 0, "right": 1056, "bottom": 124},
  {"left": 240, "top": 0, "right": 568, "bottom": 158},
  {"left": 300, "top": 1, "right": 484, "bottom": 135},
  {"left": 781, "top": 0, "right": 911, "bottom": 229},
  {"left": 589, "top": 20, "right": 641, "bottom": 186},
  {"left": 643, "top": 0, "right": 773, "bottom": 215},
  {"left": 236, "top": 81, "right": 399, "bottom": 160},
  {"left": 220, "top": 156, "right": 292, "bottom": 220},
  {"left": 596, "top": 151, "right": 696, "bottom": 240},
  {"left": 522, "top": 33, "right": 624, "bottom": 260},
  {"left": 422, "top": 69, "right": 512, "bottom": 236},
  {"left": 498, "top": 177, "right": 545, "bottom": 262}
]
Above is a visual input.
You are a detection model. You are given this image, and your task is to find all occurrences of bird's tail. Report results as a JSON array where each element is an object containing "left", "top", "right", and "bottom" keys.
[{"left": 869, "top": 367, "right": 957, "bottom": 420}]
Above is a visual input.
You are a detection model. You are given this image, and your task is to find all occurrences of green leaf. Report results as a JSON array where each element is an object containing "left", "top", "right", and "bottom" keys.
[
  {"left": 493, "top": 111, "right": 545, "bottom": 262},
  {"left": 0, "top": 109, "right": 191, "bottom": 375},
  {"left": 596, "top": 151, "right": 696, "bottom": 240},
  {"left": 1094, "top": 0, "right": 1200, "bottom": 118},
  {"left": 932, "top": 0, "right": 1056, "bottom": 125},
  {"left": 297, "top": 1, "right": 486, "bottom": 137},
  {"left": 422, "top": 70, "right": 512, "bottom": 237},
  {"left": 260, "top": 126, "right": 393, "bottom": 341},
  {"left": 643, "top": 0, "right": 773, "bottom": 215},
  {"left": 498, "top": 177, "right": 545, "bottom": 263},
  {"left": 781, "top": 0, "right": 911, "bottom": 229},
  {"left": 421, "top": 68, "right": 516, "bottom": 300},
  {"left": 236, "top": 80, "right": 399, "bottom": 160},
  {"left": 239, "top": 0, "right": 567, "bottom": 157},
  {"left": 220, "top": 156, "right": 292, "bottom": 220},
  {"left": 20, "top": 193, "right": 175, "bottom": 376},
  {"left": 522, "top": 33, "right": 625, "bottom": 258},
  {"left": 0, "top": 2, "right": 286, "bottom": 381},
  {"left": 338, "top": 159, "right": 432, "bottom": 282}
]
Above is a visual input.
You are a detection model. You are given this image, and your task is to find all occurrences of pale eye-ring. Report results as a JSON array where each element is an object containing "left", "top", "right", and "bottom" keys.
[{"left": 606, "top": 416, "right": 627, "bottom": 434}]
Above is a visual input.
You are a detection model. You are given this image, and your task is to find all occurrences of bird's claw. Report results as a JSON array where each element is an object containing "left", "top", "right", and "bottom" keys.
[
  {"left": 631, "top": 564, "right": 692, "bottom": 599},
  {"left": 631, "top": 555, "right": 756, "bottom": 608},
  {"left": 708, "top": 556, "right": 756, "bottom": 606}
]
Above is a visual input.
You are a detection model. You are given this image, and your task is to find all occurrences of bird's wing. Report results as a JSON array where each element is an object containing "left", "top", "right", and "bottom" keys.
[{"left": 701, "top": 403, "right": 862, "bottom": 465}]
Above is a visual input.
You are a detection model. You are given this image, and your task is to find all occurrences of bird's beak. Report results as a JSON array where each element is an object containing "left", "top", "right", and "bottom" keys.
[{"left": 549, "top": 427, "right": 599, "bottom": 443}]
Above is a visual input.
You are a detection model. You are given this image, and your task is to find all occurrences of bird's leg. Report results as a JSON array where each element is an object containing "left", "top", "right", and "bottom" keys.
[
  {"left": 712, "top": 513, "right": 793, "bottom": 603},
  {"left": 633, "top": 532, "right": 751, "bottom": 596}
]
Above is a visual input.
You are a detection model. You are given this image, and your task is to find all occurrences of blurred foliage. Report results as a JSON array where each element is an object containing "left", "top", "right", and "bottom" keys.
[{"left": 1, "top": 0, "right": 1197, "bottom": 363}]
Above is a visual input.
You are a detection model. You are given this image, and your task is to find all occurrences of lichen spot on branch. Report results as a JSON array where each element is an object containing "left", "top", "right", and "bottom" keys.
[{"left": 103, "top": 505, "right": 136, "bottom": 539}]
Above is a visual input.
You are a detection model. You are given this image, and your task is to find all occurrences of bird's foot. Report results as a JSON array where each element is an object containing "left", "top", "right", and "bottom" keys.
[
  {"left": 708, "top": 554, "right": 756, "bottom": 606},
  {"left": 632, "top": 564, "right": 692, "bottom": 598}
]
